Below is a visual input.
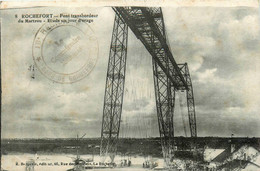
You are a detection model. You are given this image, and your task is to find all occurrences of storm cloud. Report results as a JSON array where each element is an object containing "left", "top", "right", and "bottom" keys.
[{"left": 1, "top": 6, "right": 260, "bottom": 138}]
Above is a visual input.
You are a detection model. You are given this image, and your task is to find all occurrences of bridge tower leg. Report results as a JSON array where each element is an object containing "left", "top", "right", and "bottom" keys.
[
  {"left": 178, "top": 63, "right": 197, "bottom": 138},
  {"left": 100, "top": 14, "right": 128, "bottom": 162},
  {"left": 185, "top": 64, "right": 197, "bottom": 138},
  {"left": 151, "top": 8, "right": 175, "bottom": 166},
  {"left": 153, "top": 62, "right": 176, "bottom": 165}
]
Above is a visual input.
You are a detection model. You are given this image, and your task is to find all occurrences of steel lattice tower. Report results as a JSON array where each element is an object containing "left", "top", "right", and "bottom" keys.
[
  {"left": 100, "top": 14, "right": 128, "bottom": 162},
  {"left": 100, "top": 7, "right": 197, "bottom": 164}
]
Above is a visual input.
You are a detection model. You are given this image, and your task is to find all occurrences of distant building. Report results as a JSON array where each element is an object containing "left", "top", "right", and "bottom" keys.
[
  {"left": 217, "top": 159, "right": 260, "bottom": 171},
  {"left": 210, "top": 144, "right": 260, "bottom": 170},
  {"left": 203, "top": 147, "right": 225, "bottom": 162}
]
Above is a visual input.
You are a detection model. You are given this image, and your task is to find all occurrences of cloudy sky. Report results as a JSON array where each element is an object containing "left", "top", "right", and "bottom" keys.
[{"left": 1, "top": 5, "right": 260, "bottom": 139}]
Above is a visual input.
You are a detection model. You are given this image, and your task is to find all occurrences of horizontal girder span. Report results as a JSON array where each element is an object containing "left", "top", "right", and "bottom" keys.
[{"left": 113, "top": 7, "right": 188, "bottom": 90}]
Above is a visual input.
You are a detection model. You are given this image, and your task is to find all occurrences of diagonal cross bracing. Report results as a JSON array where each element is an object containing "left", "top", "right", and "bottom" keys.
[
  {"left": 113, "top": 7, "right": 188, "bottom": 90},
  {"left": 178, "top": 63, "right": 197, "bottom": 137},
  {"left": 100, "top": 14, "right": 128, "bottom": 162},
  {"left": 149, "top": 7, "right": 175, "bottom": 165},
  {"left": 100, "top": 7, "right": 197, "bottom": 165}
]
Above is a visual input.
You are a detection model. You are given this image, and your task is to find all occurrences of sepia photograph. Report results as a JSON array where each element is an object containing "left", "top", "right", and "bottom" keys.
[{"left": 1, "top": 1, "right": 260, "bottom": 170}]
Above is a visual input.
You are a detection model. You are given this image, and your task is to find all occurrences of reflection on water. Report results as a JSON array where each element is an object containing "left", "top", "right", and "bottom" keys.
[{"left": 1, "top": 154, "right": 165, "bottom": 171}]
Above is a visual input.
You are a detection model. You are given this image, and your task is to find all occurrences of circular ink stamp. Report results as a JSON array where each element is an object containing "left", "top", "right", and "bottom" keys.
[{"left": 32, "top": 22, "right": 98, "bottom": 84}]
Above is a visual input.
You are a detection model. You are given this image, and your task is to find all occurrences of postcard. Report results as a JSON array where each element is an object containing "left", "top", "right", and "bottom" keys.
[{"left": 1, "top": 1, "right": 260, "bottom": 170}]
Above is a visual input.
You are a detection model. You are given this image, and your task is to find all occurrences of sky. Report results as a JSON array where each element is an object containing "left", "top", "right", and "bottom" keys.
[{"left": 1, "top": 5, "right": 260, "bottom": 139}]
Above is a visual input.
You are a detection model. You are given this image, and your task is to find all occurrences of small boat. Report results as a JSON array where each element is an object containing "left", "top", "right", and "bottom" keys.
[
  {"left": 67, "top": 158, "right": 85, "bottom": 171},
  {"left": 67, "top": 134, "right": 116, "bottom": 170}
]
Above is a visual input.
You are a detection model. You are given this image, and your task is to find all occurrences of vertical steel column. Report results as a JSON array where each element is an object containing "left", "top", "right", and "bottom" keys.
[
  {"left": 178, "top": 63, "right": 197, "bottom": 138},
  {"left": 150, "top": 8, "right": 175, "bottom": 165},
  {"left": 100, "top": 14, "right": 128, "bottom": 162},
  {"left": 153, "top": 61, "right": 175, "bottom": 165},
  {"left": 184, "top": 64, "right": 197, "bottom": 138}
]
